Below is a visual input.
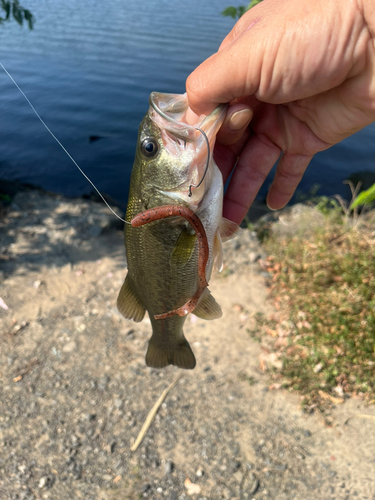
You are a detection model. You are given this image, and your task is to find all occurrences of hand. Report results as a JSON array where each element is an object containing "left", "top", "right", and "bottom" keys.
[{"left": 186, "top": 0, "right": 375, "bottom": 224}]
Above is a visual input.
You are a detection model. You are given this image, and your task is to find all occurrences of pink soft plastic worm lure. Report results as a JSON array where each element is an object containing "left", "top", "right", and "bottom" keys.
[{"left": 131, "top": 205, "right": 209, "bottom": 320}]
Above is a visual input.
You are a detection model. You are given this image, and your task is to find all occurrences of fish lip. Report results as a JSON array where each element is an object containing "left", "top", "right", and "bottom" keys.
[
  {"left": 149, "top": 92, "right": 194, "bottom": 129},
  {"left": 149, "top": 92, "right": 227, "bottom": 130}
]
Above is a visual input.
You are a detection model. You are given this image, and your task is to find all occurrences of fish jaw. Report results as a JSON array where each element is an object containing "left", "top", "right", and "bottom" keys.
[{"left": 147, "top": 93, "right": 227, "bottom": 207}]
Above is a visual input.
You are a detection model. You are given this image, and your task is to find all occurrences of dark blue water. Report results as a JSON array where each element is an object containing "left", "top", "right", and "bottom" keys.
[{"left": 0, "top": 0, "right": 374, "bottom": 207}]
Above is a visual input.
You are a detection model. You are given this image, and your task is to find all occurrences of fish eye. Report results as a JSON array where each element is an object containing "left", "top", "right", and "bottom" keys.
[{"left": 141, "top": 137, "right": 159, "bottom": 158}]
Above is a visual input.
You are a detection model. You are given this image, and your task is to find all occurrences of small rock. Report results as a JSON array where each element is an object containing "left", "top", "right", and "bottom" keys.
[
  {"left": 273, "top": 464, "right": 287, "bottom": 471},
  {"left": 184, "top": 478, "right": 201, "bottom": 496},
  {"left": 98, "top": 375, "right": 110, "bottom": 391},
  {"left": 89, "top": 225, "right": 102, "bottom": 237},
  {"left": 164, "top": 459, "right": 174, "bottom": 474},
  {"left": 195, "top": 468, "right": 203, "bottom": 478},
  {"left": 0, "top": 296, "right": 9, "bottom": 310},
  {"left": 19, "top": 488, "right": 35, "bottom": 500},
  {"left": 229, "top": 459, "right": 241, "bottom": 472},
  {"left": 142, "top": 484, "right": 151, "bottom": 493},
  {"left": 38, "top": 476, "right": 53, "bottom": 488},
  {"left": 114, "top": 398, "right": 123, "bottom": 409},
  {"left": 233, "top": 470, "right": 242, "bottom": 483},
  {"left": 62, "top": 341, "right": 76, "bottom": 353},
  {"left": 71, "top": 434, "right": 81, "bottom": 448},
  {"left": 314, "top": 362, "right": 323, "bottom": 374},
  {"left": 74, "top": 464, "right": 82, "bottom": 479},
  {"left": 248, "top": 252, "right": 261, "bottom": 263},
  {"left": 247, "top": 476, "right": 259, "bottom": 495},
  {"left": 38, "top": 477, "right": 47, "bottom": 489}
]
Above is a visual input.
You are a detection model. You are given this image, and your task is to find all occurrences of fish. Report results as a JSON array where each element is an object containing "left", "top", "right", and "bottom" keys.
[{"left": 117, "top": 92, "right": 238, "bottom": 370}]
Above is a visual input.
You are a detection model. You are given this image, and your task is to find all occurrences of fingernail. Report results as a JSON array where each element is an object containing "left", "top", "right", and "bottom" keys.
[
  {"left": 228, "top": 109, "right": 253, "bottom": 131},
  {"left": 266, "top": 204, "right": 279, "bottom": 211}
]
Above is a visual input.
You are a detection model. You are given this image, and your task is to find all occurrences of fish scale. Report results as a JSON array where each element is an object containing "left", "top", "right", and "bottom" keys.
[{"left": 117, "top": 92, "right": 236, "bottom": 369}]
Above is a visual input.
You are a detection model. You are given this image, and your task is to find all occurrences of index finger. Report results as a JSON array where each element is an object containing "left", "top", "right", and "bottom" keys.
[{"left": 186, "top": 17, "right": 265, "bottom": 115}]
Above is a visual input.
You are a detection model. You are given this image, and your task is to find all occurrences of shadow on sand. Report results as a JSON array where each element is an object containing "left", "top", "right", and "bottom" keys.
[{"left": 0, "top": 182, "right": 126, "bottom": 279}]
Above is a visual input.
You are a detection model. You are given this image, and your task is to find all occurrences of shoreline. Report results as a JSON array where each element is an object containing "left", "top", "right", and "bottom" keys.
[{"left": 0, "top": 177, "right": 276, "bottom": 224}]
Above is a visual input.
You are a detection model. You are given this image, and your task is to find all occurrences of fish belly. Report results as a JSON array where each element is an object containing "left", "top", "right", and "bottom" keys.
[{"left": 124, "top": 219, "right": 199, "bottom": 369}]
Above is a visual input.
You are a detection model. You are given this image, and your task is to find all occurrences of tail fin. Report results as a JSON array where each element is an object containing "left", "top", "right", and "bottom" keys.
[{"left": 145, "top": 335, "right": 196, "bottom": 370}]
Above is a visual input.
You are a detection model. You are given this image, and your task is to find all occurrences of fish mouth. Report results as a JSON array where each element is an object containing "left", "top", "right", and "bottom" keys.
[
  {"left": 149, "top": 93, "right": 197, "bottom": 144},
  {"left": 149, "top": 92, "right": 227, "bottom": 144},
  {"left": 149, "top": 92, "right": 227, "bottom": 204},
  {"left": 150, "top": 93, "right": 190, "bottom": 126}
]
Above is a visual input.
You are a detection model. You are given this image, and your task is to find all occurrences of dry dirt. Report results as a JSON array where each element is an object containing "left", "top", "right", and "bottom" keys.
[{"left": 0, "top": 188, "right": 374, "bottom": 500}]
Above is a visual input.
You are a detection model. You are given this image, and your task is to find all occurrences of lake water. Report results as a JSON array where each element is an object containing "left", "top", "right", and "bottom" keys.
[{"left": 1, "top": 0, "right": 375, "bottom": 208}]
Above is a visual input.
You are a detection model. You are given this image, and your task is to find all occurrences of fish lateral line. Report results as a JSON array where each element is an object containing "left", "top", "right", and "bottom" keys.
[{"left": 131, "top": 205, "right": 209, "bottom": 319}]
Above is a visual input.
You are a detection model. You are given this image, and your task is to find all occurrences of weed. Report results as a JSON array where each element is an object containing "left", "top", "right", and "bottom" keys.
[
  {"left": 0, "top": 193, "right": 12, "bottom": 203},
  {"left": 261, "top": 207, "right": 375, "bottom": 411}
]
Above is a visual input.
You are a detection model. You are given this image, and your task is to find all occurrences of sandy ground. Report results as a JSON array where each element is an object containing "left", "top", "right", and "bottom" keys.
[{"left": 0, "top": 188, "right": 374, "bottom": 500}]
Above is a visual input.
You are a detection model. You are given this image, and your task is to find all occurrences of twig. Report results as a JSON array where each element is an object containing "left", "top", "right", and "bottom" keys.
[
  {"left": 344, "top": 179, "right": 362, "bottom": 219},
  {"left": 344, "top": 414, "right": 375, "bottom": 426},
  {"left": 130, "top": 374, "right": 182, "bottom": 452}
]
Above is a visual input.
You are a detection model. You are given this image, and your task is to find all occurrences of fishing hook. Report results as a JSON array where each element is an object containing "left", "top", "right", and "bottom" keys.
[
  {"left": 188, "top": 127, "right": 210, "bottom": 198},
  {"left": 150, "top": 97, "right": 211, "bottom": 197}
]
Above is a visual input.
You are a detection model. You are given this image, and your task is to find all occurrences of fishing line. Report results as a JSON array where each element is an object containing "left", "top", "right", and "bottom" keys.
[{"left": 0, "top": 62, "right": 129, "bottom": 224}]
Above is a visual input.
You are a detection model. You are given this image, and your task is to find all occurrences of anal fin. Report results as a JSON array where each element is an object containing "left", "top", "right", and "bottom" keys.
[
  {"left": 193, "top": 288, "right": 222, "bottom": 320},
  {"left": 117, "top": 275, "right": 145, "bottom": 323}
]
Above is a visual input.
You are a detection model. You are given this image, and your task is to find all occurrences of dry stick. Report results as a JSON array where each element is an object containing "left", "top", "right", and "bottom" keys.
[
  {"left": 130, "top": 374, "right": 182, "bottom": 452},
  {"left": 344, "top": 414, "right": 375, "bottom": 426}
]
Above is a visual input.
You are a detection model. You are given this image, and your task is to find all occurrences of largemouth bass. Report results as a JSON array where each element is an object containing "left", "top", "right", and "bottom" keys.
[{"left": 117, "top": 93, "right": 237, "bottom": 369}]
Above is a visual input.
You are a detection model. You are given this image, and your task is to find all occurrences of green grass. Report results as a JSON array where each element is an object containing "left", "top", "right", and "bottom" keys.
[{"left": 261, "top": 210, "right": 375, "bottom": 411}]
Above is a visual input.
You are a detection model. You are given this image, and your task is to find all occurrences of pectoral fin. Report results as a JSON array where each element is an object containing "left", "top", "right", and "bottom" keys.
[
  {"left": 219, "top": 217, "right": 241, "bottom": 242},
  {"left": 193, "top": 288, "right": 222, "bottom": 320},
  {"left": 117, "top": 275, "right": 145, "bottom": 322},
  {"left": 170, "top": 227, "right": 197, "bottom": 267}
]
